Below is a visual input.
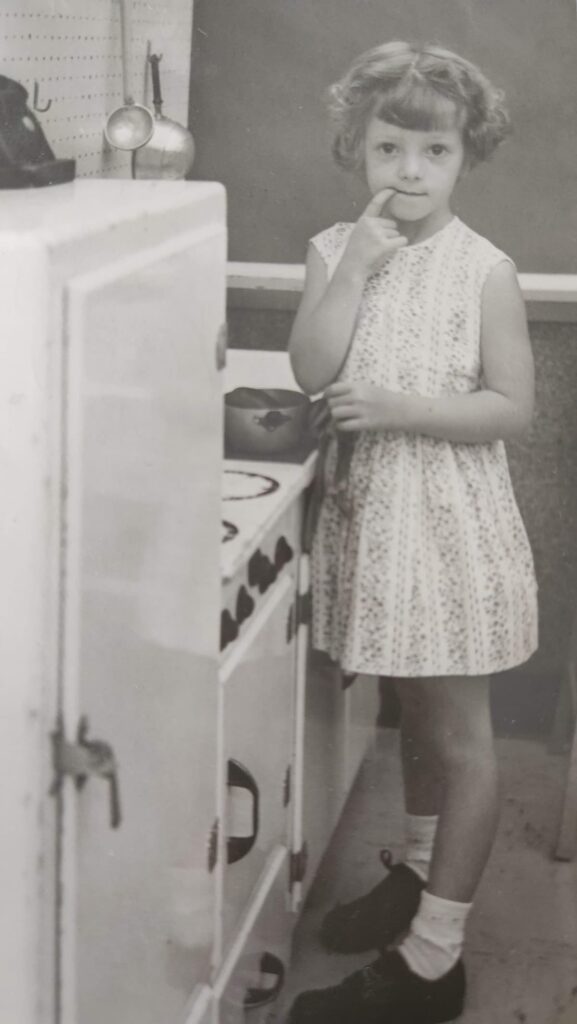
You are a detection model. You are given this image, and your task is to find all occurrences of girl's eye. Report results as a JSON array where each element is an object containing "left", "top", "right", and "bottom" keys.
[
  {"left": 379, "top": 143, "right": 396, "bottom": 155},
  {"left": 429, "top": 144, "right": 448, "bottom": 157}
]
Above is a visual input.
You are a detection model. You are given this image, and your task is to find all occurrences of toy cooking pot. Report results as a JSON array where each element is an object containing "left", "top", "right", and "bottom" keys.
[{"left": 224, "top": 387, "right": 313, "bottom": 457}]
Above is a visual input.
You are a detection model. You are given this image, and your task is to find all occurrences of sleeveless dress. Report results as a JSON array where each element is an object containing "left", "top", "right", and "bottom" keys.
[{"left": 309, "top": 216, "right": 538, "bottom": 678}]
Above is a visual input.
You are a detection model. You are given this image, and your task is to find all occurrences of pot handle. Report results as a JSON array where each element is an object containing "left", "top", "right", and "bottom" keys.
[
  {"left": 118, "top": 0, "right": 135, "bottom": 105},
  {"left": 148, "top": 53, "right": 163, "bottom": 115}
]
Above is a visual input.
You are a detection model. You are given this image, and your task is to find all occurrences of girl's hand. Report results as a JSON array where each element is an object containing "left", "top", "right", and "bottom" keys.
[
  {"left": 340, "top": 189, "right": 408, "bottom": 279},
  {"left": 325, "top": 381, "right": 406, "bottom": 433}
]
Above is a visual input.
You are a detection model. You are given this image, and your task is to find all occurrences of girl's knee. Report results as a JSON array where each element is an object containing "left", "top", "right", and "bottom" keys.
[{"left": 435, "top": 728, "right": 497, "bottom": 777}]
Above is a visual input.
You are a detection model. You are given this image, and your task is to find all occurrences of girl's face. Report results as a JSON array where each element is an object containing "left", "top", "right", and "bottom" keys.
[{"left": 362, "top": 113, "right": 466, "bottom": 232}]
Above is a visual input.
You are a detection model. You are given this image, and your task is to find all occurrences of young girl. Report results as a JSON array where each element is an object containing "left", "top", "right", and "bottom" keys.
[{"left": 288, "top": 41, "right": 538, "bottom": 1024}]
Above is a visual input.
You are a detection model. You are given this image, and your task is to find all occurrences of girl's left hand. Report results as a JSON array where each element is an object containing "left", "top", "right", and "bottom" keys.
[{"left": 324, "top": 381, "right": 405, "bottom": 432}]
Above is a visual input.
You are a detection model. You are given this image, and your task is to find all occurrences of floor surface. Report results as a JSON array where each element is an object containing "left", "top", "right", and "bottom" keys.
[{"left": 283, "top": 729, "right": 577, "bottom": 1024}]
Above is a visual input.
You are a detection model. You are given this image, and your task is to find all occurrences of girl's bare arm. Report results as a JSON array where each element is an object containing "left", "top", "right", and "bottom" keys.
[
  {"left": 289, "top": 189, "right": 407, "bottom": 395},
  {"left": 288, "top": 245, "right": 364, "bottom": 395}
]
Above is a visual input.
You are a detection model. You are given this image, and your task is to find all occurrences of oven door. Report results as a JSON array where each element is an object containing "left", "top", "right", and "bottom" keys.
[{"left": 218, "top": 570, "right": 297, "bottom": 960}]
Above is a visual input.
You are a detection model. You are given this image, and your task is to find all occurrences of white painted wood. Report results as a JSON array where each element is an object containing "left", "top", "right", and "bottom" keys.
[
  {"left": 219, "top": 576, "right": 297, "bottom": 958},
  {"left": 224, "top": 348, "right": 301, "bottom": 392},
  {"left": 0, "top": 180, "right": 226, "bottom": 1024},
  {"left": 60, "top": 224, "right": 224, "bottom": 1024},
  {"left": 219, "top": 572, "right": 294, "bottom": 684},
  {"left": 227, "top": 263, "right": 304, "bottom": 293},
  {"left": 183, "top": 985, "right": 213, "bottom": 1024},
  {"left": 213, "top": 846, "right": 291, "bottom": 1024},
  {"left": 227, "top": 262, "right": 577, "bottom": 304},
  {"left": 0, "top": 239, "right": 61, "bottom": 1024},
  {"left": 519, "top": 274, "right": 577, "bottom": 303},
  {"left": 220, "top": 458, "right": 316, "bottom": 585}
]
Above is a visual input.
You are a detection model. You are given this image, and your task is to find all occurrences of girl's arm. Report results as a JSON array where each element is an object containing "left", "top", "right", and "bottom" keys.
[
  {"left": 288, "top": 243, "right": 364, "bottom": 395},
  {"left": 328, "top": 261, "right": 535, "bottom": 443},
  {"left": 289, "top": 190, "right": 407, "bottom": 395}
]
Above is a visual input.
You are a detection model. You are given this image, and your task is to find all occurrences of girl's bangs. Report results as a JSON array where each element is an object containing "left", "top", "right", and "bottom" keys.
[{"left": 373, "top": 80, "right": 462, "bottom": 133}]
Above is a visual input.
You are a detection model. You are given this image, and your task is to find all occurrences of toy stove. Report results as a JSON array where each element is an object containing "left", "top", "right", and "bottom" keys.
[
  {"left": 219, "top": 351, "right": 317, "bottom": 655},
  {"left": 219, "top": 459, "right": 315, "bottom": 654}
]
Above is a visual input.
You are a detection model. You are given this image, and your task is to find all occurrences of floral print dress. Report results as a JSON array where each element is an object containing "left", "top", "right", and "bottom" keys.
[{"left": 309, "top": 216, "right": 538, "bottom": 678}]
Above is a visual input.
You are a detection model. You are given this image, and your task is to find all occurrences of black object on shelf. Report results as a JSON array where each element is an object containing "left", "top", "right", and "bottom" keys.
[{"left": 0, "top": 76, "right": 75, "bottom": 189}]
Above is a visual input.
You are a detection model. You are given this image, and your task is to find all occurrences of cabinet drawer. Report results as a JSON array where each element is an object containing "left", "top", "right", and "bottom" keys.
[
  {"left": 214, "top": 847, "right": 292, "bottom": 1024},
  {"left": 220, "top": 575, "right": 296, "bottom": 956}
]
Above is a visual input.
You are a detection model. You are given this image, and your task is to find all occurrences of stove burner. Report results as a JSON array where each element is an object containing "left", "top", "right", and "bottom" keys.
[
  {"left": 223, "top": 469, "right": 280, "bottom": 501},
  {"left": 222, "top": 519, "right": 238, "bottom": 544}
]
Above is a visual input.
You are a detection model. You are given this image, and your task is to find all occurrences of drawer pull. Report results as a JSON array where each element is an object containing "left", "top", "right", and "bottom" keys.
[
  {"left": 244, "top": 952, "right": 285, "bottom": 1009},
  {"left": 227, "top": 759, "right": 260, "bottom": 864}
]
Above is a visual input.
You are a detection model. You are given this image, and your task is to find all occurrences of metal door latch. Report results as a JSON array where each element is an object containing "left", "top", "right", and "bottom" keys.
[{"left": 50, "top": 715, "right": 122, "bottom": 829}]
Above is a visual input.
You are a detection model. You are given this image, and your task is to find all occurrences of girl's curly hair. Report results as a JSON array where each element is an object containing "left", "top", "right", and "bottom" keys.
[{"left": 328, "top": 41, "right": 511, "bottom": 171}]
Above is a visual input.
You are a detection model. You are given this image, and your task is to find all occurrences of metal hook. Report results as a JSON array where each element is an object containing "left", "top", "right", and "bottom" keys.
[{"left": 33, "top": 81, "right": 52, "bottom": 113}]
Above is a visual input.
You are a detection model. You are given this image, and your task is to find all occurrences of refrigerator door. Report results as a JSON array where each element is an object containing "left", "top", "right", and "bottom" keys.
[{"left": 57, "top": 224, "right": 224, "bottom": 1024}]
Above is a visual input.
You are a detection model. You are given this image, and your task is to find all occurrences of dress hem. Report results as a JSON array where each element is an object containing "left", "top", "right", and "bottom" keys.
[{"left": 311, "top": 642, "right": 539, "bottom": 679}]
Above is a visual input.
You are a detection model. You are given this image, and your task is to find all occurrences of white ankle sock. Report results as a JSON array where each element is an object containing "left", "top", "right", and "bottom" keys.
[
  {"left": 404, "top": 813, "right": 438, "bottom": 882},
  {"left": 398, "top": 889, "right": 472, "bottom": 981}
]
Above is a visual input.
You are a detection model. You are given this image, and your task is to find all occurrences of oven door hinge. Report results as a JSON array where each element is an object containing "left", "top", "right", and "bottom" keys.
[
  {"left": 283, "top": 764, "right": 291, "bottom": 807},
  {"left": 208, "top": 818, "right": 219, "bottom": 872},
  {"left": 289, "top": 841, "right": 308, "bottom": 888},
  {"left": 50, "top": 715, "right": 122, "bottom": 829},
  {"left": 215, "top": 322, "right": 227, "bottom": 370}
]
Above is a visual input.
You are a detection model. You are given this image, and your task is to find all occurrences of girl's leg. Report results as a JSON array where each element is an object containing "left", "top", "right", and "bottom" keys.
[
  {"left": 396, "top": 674, "right": 499, "bottom": 900},
  {"left": 396, "top": 674, "right": 499, "bottom": 981},
  {"left": 407, "top": 674, "right": 500, "bottom": 902},
  {"left": 397, "top": 676, "right": 444, "bottom": 815},
  {"left": 396, "top": 678, "right": 444, "bottom": 882}
]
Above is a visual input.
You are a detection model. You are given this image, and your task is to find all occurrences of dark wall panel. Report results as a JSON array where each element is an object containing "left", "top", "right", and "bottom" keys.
[{"left": 190, "top": 0, "right": 577, "bottom": 271}]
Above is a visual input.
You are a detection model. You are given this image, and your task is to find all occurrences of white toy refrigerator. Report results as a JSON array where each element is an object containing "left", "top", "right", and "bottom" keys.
[{"left": 0, "top": 180, "right": 226, "bottom": 1024}]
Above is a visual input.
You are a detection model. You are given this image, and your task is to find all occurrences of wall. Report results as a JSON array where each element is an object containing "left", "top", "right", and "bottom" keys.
[
  {"left": 0, "top": 0, "right": 194, "bottom": 178},
  {"left": 190, "top": 0, "right": 577, "bottom": 272}
]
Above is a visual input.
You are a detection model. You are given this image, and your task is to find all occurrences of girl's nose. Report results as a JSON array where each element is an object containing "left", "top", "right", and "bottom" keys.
[{"left": 399, "top": 152, "right": 423, "bottom": 180}]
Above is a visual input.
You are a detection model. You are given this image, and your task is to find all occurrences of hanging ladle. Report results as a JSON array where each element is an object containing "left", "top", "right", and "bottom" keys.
[
  {"left": 132, "top": 53, "right": 196, "bottom": 179},
  {"left": 104, "top": 0, "right": 154, "bottom": 151}
]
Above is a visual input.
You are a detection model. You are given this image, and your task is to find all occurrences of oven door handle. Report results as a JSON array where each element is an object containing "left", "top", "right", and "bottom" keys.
[{"left": 227, "top": 758, "right": 260, "bottom": 863}]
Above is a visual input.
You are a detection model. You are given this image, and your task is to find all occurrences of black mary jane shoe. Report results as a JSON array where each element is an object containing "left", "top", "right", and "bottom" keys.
[
  {"left": 320, "top": 849, "right": 425, "bottom": 954},
  {"left": 288, "top": 950, "right": 466, "bottom": 1024}
]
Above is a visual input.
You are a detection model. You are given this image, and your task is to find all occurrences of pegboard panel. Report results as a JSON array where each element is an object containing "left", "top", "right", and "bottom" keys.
[{"left": 0, "top": 0, "right": 194, "bottom": 179}]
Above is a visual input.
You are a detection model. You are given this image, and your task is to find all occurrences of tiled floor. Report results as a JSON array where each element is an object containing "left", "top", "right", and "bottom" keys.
[{"left": 282, "top": 729, "right": 577, "bottom": 1023}]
